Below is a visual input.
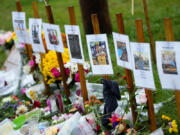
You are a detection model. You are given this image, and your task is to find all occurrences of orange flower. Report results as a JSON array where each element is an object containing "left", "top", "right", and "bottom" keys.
[{"left": 90, "top": 95, "right": 96, "bottom": 101}]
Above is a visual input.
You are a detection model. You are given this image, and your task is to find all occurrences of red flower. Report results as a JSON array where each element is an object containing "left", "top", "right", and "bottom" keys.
[
  {"left": 11, "top": 95, "right": 19, "bottom": 101},
  {"left": 95, "top": 124, "right": 101, "bottom": 132},
  {"left": 33, "top": 100, "right": 41, "bottom": 108}
]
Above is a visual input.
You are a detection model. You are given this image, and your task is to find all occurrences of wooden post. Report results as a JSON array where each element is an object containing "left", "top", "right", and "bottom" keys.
[
  {"left": 164, "top": 18, "right": 180, "bottom": 121},
  {"left": 32, "top": 1, "right": 50, "bottom": 95},
  {"left": 142, "top": 0, "right": 156, "bottom": 64},
  {"left": 16, "top": 1, "right": 32, "bottom": 60},
  {"left": 68, "top": 6, "right": 88, "bottom": 101},
  {"left": 45, "top": 5, "right": 70, "bottom": 98},
  {"left": 116, "top": 13, "right": 137, "bottom": 123},
  {"left": 91, "top": 14, "right": 109, "bottom": 80},
  {"left": 135, "top": 19, "right": 157, "bottom": 132}
]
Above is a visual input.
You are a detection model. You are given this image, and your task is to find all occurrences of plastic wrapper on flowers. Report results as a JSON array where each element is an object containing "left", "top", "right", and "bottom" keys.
[{"left": 58, "top": 112, "right": 96, "bottom": 135}]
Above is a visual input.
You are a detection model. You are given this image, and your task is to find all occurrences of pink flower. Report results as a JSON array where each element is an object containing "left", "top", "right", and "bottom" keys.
[
  {"left": 21, "top": 88, "right": 26, "bottom": 94},
  {"left": 0, "top": 35, "right": 5, "bottom": 45},
  {"left": 139, "top": 94, "right": 147, "bottom": 104},
  {"left": 51, "top": 68, "right": 60, "bottom": 78},
  {"left": 52, "top": 115, "right": 59, "bottom": 121},
  {"left": 29, "top": 60, "right": 35, "bottom": 68},
  {"left": 47, "top": 99, "right": 51, "bottom": 110},
  {"left": 19, "top": 43, "right": 25, "bottom": 48},
  {"left": 65, "top": 68, "right": 70, "bottom": 75},
  {"left": 4, "top": 31, "right": 12, "bottom": 40},
  {"left": 44, "top": 106, "right": 50, "bottom": 112},
  {"left": 75, "top": 73, "right": 80, "bottom": 82}
]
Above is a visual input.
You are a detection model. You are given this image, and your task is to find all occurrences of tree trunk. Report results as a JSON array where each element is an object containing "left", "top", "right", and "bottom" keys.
[{"left": 79, "top": 0, "right": 112, "bottom": 34}]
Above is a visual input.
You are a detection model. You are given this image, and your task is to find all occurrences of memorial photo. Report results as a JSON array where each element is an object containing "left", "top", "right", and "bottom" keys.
[
  {"left": 90, "top": 41, "right": 109, "bottom": 65},
  {"left": 134, "top": 51, "right": 150, "bottom": 71},
  {"left": 162, "top": 50, "right": 178, "bottom": 74},
  {"left": 14, "top": 19, "right": 25, "bottom": 32},
  {"left": 31, "top": 23, "right": 40, "bottom": 44},
  {"left": 117, "top": 41, "right": 128, "bottom": 62},
  {"left": 47, "top": 29, "right": 59, "bottom": 45},
  {"left": 68, "top": 34, "right": 82, "bottom": 59}
]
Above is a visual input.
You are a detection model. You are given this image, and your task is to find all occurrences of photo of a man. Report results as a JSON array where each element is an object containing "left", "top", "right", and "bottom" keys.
[
  {"left": 90, "top": 41, "right": 109, "bottom": 65},
  {"left": 47, "top": 29, "right": 59, "bottom": 45},
  {"left": 117, "top": 41, "right": 128, "bottom": 62},
  {"left": 162, "top": 50, "right": 177, "bottom": 74},
  {"left": 134, "top": 52, "right": 150, "bottom": 71},
  {"left": 32, "top": 23, "right": 40, "bottom": 44},
  {"left": 68, "top": 34, "right": 82, "bottom": 59}
]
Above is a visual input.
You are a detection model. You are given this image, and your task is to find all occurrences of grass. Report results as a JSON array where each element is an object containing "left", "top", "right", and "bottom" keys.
[{"left": 0, "top": 0, "right": 180, "bottom": 129}]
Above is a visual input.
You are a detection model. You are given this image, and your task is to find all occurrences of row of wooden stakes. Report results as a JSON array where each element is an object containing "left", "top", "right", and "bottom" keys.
[{"left": 15, "top": 0, "right": 180, "bottom": 133}]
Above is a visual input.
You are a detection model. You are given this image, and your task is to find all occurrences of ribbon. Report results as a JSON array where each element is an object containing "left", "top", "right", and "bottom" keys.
[{"left": 55, "top": 94, "right": 64, "bottom": 113}]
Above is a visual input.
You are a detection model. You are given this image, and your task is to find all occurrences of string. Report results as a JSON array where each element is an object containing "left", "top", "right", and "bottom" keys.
[
  {"left": 132, "top": 0, "right": 134, "bottom": 15},
  {"left": 44, "top": 0, "right": 48, "bottom": 6}
]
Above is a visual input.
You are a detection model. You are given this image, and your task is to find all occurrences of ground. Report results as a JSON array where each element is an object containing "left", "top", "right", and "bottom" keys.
[{"left": 0, "top": 0, "right": 180, "bottom": 127}]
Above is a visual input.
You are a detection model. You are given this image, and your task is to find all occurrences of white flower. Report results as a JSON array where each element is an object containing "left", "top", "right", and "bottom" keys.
[
  {"left": 23, "top": 64, "right": 31, "bottom": 74},
  {"left": 70, "top": 63, "right": 78, "bottom": 73},
  {"left": 64, "top": 62, "right": 71, "bottom": 69},
  {"left": 83, "top": 62, "right": 90, "bottom": 70},
  {"left": 16, "top": 105, "right": 28, "bottom": 115},
  {"left": 2, "top": 96, "right": 12, "bottom": 103},
  {"left": 34, "top": 53, "right": 41, "bottom": 64},
  {"left": 135, "top": 88, "right": 147, "bottom": 105}
]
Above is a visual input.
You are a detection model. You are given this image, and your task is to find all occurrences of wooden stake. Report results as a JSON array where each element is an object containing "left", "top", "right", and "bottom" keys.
[
  {"left": 164, "top": 18, "right": 180, "bottom": 121},
  {"left": 16, "top": 1, "right": 32, "bottom": 60},
  {"left": 116, "top": 13, "right": 137, "bottom": 123},
  {"left": 142, "top": 0, "right": 156, "bottom": 64},
  {"left": 135, "top": 19, "right": 157, "bottom": 132},
  {"left": 45, "top": 5, "right": 70, "bottom": 98},
  {"left": 91, "top": 14, "right": 109, "bottom": 80},
  {"left": 68, "top": 6, "right": 88, "bottom": 101},
  {"left": 32, "top": 1, "right": 50, "bottom": 95}
]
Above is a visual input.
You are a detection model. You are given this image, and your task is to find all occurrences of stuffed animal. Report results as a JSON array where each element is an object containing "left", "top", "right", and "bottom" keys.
[{"left": 101, "top": 79, "right": 121, "bottom": 129}]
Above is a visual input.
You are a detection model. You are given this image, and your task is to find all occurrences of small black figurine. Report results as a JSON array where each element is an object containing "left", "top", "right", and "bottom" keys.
[{"left": 101, "top": 78, "right": 121, "bottom": 129}]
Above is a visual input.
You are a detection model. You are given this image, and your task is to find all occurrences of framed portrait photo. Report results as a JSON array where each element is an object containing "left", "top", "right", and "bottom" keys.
[
  {"left": 112, "top": 32, "right": 132, "bottom": 69},
  {"left": 29, "top": 18, "right": 45, "bottom": 53},
  {"left": 86, "top": 34, "right": 113, "bottom": 75},
  {"left": 12, "top": 12, "right": 30, "bottom": 44},
  {"left": 156, "top": 41, "right": 180, "bottom": 90},
  {"left": 64, "top": 25, "right": 84, "bottom": 63},
  {"left": 42, "top": 23, "right": 64, "bottom": 52},
  {"left": 130, "top": 42, "right": 155, "bottom": 90}
]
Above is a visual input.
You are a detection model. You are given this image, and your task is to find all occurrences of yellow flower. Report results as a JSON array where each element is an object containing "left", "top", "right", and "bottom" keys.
[
  {"left": 169, "top": 128, "right": 173, "bottom": 133},
  {"left": 29, "top": 90, "right": 36, "bottom": 100},
  {"left": 6, "top": 38, "right": 12, "bottom": 43},
  {"left": 40, "top": 49, "right": 70, "bottom": 84},
  {"left": 161, "top": 114, "right": 171, "bottom": 121},
  {"left": 85, "top": 104, "right": 89, "bottom": 108}
]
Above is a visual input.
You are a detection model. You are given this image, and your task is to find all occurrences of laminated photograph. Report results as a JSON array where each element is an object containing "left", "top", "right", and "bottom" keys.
[
  {"left": 29, "top": 18, "right": 45, "bottom": 53},
  {"left": 130, "top": 42, "right": 155, "bottom": 89},
  {"left": 12, "top": 12, "right": 30, "bottom": 44},
  {"left": 156, "top": 41, "right": 180, "bottom": 90},
  {"left": 86, "top": 34, "right": 113, "bottom": 75},
  {"left": 42, "top": 23, "right": 64, "bottom": 52},
  {"left": 112, "top": 32, "right": 132, "bottom": 69},
  {"left": 64, "top": 25, "right": 84, "bottom": 63}
]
